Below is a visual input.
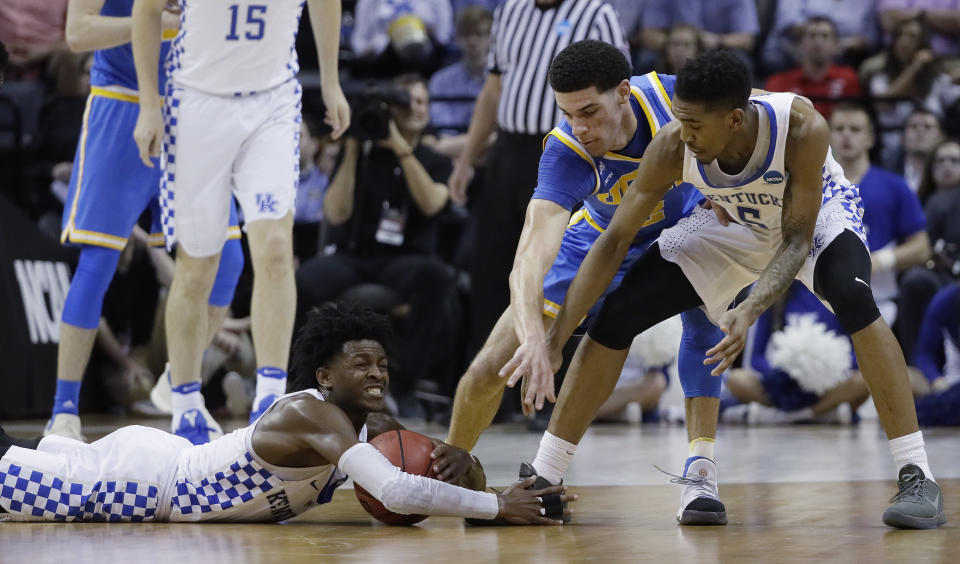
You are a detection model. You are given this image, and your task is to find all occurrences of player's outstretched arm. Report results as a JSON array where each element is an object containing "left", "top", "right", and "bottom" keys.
[
  {"left": 307, "top": 0, "right": 350, "bottom": 139},
  {"left": 131, "top": 0, "right": 166, "bottom": 166},
  {"left": 499, "top": 199, "right": 571, "bottom": 408},
  {"left": 705, "top": 99, "right": 828, "bottom": 375},
  {"left": 278, "top": 400, "right": 568, "bottom": 524},
  {"left": 66, "top": 0, "right": 179, "bottom": 53}
]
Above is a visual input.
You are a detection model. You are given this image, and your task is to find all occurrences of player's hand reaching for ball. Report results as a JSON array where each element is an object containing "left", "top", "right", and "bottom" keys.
[
  {"left": 133, "top": 105, "right": 163, "bottom": 167},
  {"left": 495, "top": 477, "right": 574, "bottom": 525},
  {"left": 705, "top": 303, "right": 757, "bottom": 376},
  {"left": 429, "top": 443, "right": 477, "bottom": 484},
  {"left": 500, "top": 337, "right": 561, "bottom": 415}
]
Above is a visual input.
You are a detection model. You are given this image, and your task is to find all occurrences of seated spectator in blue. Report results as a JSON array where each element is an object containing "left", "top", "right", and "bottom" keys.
[
  {"left": 351, "top": 0, "right": 454, "bottom": 76},
  {"left": 828, "top": 103, "right": 930, "bottom": 350},
  {"left": 295, "top": 74, "right": 458, "bottom": 405},
  {"left": 426, "top": 6, "right": 492, "bottom": 159},
  {"left": 912, "top": 283, "right": 960, "bottom": 425},
  {"left": 636, "top": 0, "right": 758, "bottom": 74},
  {"left": 723, "top": 282, "right": 870, "bottom": 425},
  {"left": 293, "top": 116, "right": 341, "bottom": 261},
  {"left": 761, "top": 0, "right": 877, "bottom": 76}
]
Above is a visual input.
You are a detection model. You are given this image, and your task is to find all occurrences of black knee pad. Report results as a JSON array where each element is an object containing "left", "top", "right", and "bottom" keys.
[{"left": 814, "top": 231, "right": 881, "bottom": 335}]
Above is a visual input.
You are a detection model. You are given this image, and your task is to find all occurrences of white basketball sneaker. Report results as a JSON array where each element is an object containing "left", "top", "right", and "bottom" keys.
[
  {"left": 149, "top": 363, "right": 173, "bottom": 415},
  {"left": 673, "top": 456, "right": 727, "bottom": 526},
  {"left": 172, "top": 405, "right": 223, "bottom": 446},
  {"left": 43, "top": 413, "right": 85, "bottom": 442}
]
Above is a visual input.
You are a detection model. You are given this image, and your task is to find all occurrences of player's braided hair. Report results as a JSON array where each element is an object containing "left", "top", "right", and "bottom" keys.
[
  {"left": 675, "top": 49, "right": 752, "bottom": 111},
  {"left": 290, "top": 302, "right": 394, "bottom": 392},
  {"left": 548, "top": 39, "right": 631, "bottom": 93}
]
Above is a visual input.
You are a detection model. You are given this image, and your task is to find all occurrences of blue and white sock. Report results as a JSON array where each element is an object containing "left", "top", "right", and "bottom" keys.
[
  {"left": 51, "top": 380, "right": 81, "bottom": 416},
  {"left": 171, "top": 381, "right": 204, "bottom": 427},
  {"left": 254, "top": 366, "right": 287, "bottom": 407}
]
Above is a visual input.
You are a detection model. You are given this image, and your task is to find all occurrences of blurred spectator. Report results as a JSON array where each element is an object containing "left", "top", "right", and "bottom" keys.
[
  {"left": 350, "top": 0, "right": 454, "bottom": 76},
  {"left": 295, "top": 74, "right": 458, "bottom": 403},
  {"left": 897, "top": 107, "right": 945, "bottom": 192},
  {"left": 829, "top": 103, "right": 930, "bottom": 330},
  {"left": 427, "top": 6, "right": 493, "bottom": 158},
  {"left": 765, "top": 17, "right": 862, "bottom": 120},
  {"left": 860, "top": 16, "right": 960, "bottom": 168},
  {"left": 911, "top": 283, "right": 960, "bottom": 425},
  {"left": 451, "top": 0, "right": 503, "bottom": 15},
  {"left": 0, "top": 0, "right": 68, "bottom": 69},
  {"left": 878, "top": 0, "right": 960, "bottom": 58},
  {"left": 637, "top": 0, "right": 758, "bottom": 74},
  {"left": 293, "top": 116, "right": 340, "bottom": 261},
  {"left": 723, "top": 282, "right": 868, "bottom": 425},
  {"left": 761, "top": 0, "right": 877, "bottom": 76},
  {"left": 899, "top": 138, "right": 960, "bottom": 362},
  {"left": 653, "top": 24, "right": 702, "bottom": 76},
  {"left": 448, "top": 0, "right": 629, "bottom": 356},
  {"left": 0, "top": 40, "right": 8, "bottom": 86}
]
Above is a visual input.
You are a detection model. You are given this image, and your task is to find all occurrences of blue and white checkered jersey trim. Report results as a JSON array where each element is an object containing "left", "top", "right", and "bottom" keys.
[
  {"left": 821, "top": 166, "right": 866, "bottom": 241},
  {"left": 0, "top": 462, "right": 159, "bottom": 522},
  {"left": 170, "top": 451, "right": 279, "bottom": 516}
]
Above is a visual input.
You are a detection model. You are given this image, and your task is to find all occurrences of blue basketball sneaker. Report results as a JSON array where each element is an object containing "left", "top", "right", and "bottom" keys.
[
  {"left": 173, "top": 406, "right": 223, "bottom": 445},
  {"left": 249, "top": 394, "right": 279, "bottom": 425}
]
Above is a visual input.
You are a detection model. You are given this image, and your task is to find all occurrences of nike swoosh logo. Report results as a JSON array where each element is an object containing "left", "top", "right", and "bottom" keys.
[{"left": 855, "top": 277, "right": 870, "bottom": 288}]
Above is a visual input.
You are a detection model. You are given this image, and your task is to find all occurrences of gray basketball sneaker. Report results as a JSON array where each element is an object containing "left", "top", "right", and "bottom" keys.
[
  {"left": 666, "top": 456, "right": 727, "bottom": 526},
  {"left": 882, "top": 464, "right": 946, "bottom": 529}
]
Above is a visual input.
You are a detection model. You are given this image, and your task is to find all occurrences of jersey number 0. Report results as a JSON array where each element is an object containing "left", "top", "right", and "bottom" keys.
[{"left": 226, "top": 4, "right": 268, "bottom": 41}]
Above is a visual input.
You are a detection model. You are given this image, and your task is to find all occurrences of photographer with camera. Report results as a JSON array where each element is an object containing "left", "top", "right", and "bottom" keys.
[{"left": 295, "top": 73, "right": 459, "bottom": 410}]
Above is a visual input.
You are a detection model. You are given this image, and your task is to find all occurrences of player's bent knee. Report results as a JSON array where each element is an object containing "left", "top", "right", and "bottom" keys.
[{"left": 822, "top": 279, "right": 880, "bottom": 335}]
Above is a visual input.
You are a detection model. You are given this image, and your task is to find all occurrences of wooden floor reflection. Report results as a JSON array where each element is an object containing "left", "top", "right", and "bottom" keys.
[{"left": 2, "top": 480, "right": 955, "bottom": 563}]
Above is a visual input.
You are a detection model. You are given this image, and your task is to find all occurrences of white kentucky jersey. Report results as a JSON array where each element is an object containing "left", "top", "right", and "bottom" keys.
[
  {"left": 168, "top": 0, "right": 305, "bottom": 95},
  {"left": 681, "top": 92, "right": 864, "bottom": 238},
  {"left": 0, "top": 389, "right": 365, "bottom": 523},
  {"left": 167, "top": 388, "right": 367, "bottom": 522}
]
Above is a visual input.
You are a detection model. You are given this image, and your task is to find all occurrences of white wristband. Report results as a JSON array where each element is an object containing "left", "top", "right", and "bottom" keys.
[
  {"left": 338, "top": 443, "right": 499, "bottom": 519},
  {"left": 872, "top": 248, "right": 896, "bottom": 270}
]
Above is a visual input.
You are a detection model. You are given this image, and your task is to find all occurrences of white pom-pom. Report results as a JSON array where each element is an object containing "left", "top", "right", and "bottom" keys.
[
  {"left": 629, "top": 315, "right": 683, "bottom": 369},
  {"left": 767, "top": 313, "right": 853, "bottom": 395}
]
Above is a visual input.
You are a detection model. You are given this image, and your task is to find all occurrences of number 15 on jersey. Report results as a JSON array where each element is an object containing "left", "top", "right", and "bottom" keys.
[{"left": 226, "top": 4, "right": 267, "bottom": 41}]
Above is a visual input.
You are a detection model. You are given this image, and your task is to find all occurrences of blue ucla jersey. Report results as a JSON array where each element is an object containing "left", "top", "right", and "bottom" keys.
[
  {"left": 90, "top": 0, "right": 174, "bottom": 93},
  {"left": 534, "top": 73, "right": 702, "bottom": 240}
]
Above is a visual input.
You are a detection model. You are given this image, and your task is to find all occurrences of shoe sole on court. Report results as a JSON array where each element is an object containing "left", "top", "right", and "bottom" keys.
[
  {"left": 882, "top": 509, "right": 946, "bottom": 530},
  {"left": 678, "top": 509, "right": 728, "bottom": 526}
]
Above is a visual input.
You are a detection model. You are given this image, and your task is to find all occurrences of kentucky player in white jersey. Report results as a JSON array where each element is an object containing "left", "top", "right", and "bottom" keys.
[
  {"left": 130, "top": 0, "right": 351, "bottom": 441},
  {"left": 0, "top": 304, "right": 571, "bottom": 524},
  {"left": 513, "top": 50, "right": 945, "bottom": 530}
]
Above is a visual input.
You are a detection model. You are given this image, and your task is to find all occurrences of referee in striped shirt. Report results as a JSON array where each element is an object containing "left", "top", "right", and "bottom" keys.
[{"left": 448, "top": 0, "right": 629, "bottom": 353}]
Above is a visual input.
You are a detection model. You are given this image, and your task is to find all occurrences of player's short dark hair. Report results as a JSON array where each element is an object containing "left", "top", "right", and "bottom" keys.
[
  {"left": 548, "top": 40, "right": 631, "bottom": 94},
  {"left": 675, "top": 49, "right": 752, "bottom": 111},
  {"left": 290, "top": 302, "right": 393, "bottom": 391}
]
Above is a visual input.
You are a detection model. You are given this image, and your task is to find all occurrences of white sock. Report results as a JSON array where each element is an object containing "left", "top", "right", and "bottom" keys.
[
  {"left": 690, "top": 437, "right": 715, "bottom": 460},
  {"left": 889, "top": 431, "right": 934, "bottom": 481},
  {"left": 170, "top": 381, "right": 204, "bottom": 426},
  {"left": 532, "top": 431, "right": 577, "bottom": 485},
  {"left": 254, "top": 367, "right": 287, "bottom": 404}
]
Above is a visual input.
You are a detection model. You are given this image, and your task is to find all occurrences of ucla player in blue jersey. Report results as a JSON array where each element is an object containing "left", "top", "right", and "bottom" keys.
[
  {"left": 521, "top": 50, "right": 945, "bottom": 529},
  {"left": 47, "top": 0, "right": 245, "bottom": 444},
  {"left": 442, "top": 41, "right": 729, "bottom": 525}
]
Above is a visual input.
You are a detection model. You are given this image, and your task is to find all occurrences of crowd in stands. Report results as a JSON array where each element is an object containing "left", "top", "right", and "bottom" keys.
[{"left": 1, "top": 0, "right": 959, "bottom": 425}]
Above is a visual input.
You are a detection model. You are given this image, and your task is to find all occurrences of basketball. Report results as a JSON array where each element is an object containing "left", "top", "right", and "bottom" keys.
[{"left": 354, "top": 430, "right": 437, "bottom": 525}]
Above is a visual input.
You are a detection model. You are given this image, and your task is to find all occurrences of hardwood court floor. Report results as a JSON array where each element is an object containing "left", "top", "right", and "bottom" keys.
[{"left": 0, "top": 416, "right": 956, "bottom": 563}]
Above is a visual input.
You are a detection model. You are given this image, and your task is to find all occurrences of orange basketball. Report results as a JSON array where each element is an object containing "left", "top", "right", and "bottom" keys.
[{"left": 354, "top": 429, "right": 437, "bottom": 525}]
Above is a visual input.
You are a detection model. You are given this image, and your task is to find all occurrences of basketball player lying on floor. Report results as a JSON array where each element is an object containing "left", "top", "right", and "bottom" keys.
[{"left": 0, "top": 304, "right": 572, "bottom": 524}]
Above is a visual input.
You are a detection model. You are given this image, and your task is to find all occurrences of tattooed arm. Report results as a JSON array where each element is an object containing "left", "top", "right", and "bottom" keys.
[{"left": 704, "top": 98, "right": 829, "bottom": 375}]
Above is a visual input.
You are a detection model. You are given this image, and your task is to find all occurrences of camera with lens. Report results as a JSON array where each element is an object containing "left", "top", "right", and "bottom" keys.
[{"left": 346, "top": 82, "right": 411, "bottom": 141}]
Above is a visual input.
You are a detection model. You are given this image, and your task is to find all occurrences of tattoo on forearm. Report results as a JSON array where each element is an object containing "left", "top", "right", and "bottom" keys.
[{"left": 747, "top": 189, "right": 811, "bottom": 315}]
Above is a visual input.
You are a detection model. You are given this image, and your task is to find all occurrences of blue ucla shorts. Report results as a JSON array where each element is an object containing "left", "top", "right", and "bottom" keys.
[
  {"left": 60, "top": 88, "right": 239, "bottom": 250},
  {"left": 542, "top": 209, "right": 656, "bottom": 326}
]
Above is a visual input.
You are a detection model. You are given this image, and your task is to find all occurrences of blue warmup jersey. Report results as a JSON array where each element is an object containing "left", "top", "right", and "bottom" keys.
[
  {"left": 61, "top": 0, "right": 239, "bottom": 250},
  {"left": 535, "top": 73, "right": 703, "bottom": 319}
]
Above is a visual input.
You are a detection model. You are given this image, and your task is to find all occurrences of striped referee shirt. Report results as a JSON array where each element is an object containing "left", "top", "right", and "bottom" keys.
[{"left": 488, "top": 0, "right": 630, "bottom": 135}]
